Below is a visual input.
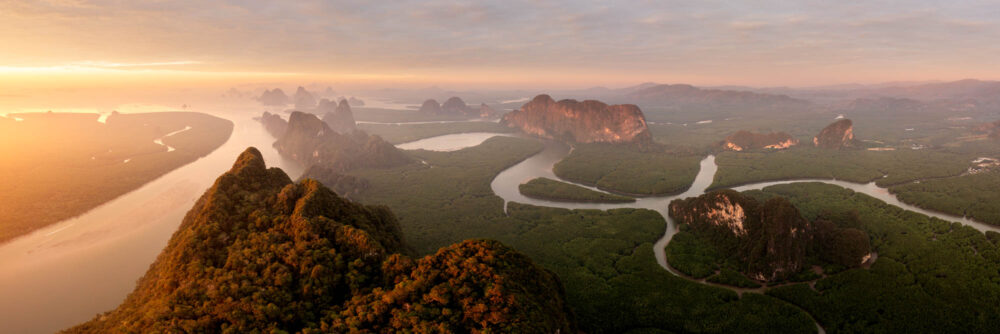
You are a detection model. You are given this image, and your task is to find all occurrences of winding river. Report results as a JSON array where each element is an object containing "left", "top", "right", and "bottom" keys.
[{"left": 2, "top": 126, "right": 996, "bottom": 333}]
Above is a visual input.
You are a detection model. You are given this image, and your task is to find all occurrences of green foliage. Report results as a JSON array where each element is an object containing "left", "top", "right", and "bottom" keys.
[
  {"left": 890, "top": 169, "right": 1000, "bottom": 226},
  {"left": 348, "top": 136, "right": 545, "bottom": 254},
  {"left": 498, "top": 204, "right": 815, "bottom": 334},
  {"left": 358, "top": 121, "right": 514, "bottom": 144},
  {"left": 65, "top": 148, "right": 576, "bottom": 333},
  {"left": 0, "top": 112, "right": 232, "bottom": 243},
  {"left": 712, "top": 146, "right": 975, "bottom": 189},
  {"left": 760, "top": 183, "right": 1000, "bottom": 333},
  {"left": 348, "top": 137, "right": 815, "bottom": 333},
  {"left": 707, "top": 269, "right": 762, "bottom": 289},
  {"left": 664, "top": 231, "right": 722, "bottom": 279},
  {"left": 553, "top": 144, "right": 702, "bottom": 195},
  {"left": 519, "top": 177, "right": 636, "bottom": 203}
]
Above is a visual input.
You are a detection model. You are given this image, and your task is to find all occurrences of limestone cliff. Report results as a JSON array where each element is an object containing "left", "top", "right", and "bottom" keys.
[
  {"left": 274, "top": 112, "right": 411, "bottom": 172},
  {"left": 813, "top": 119, "right": 855, "bottom": 149},
  {"left": 65, "top": 148, "right": 576, "bottom": 333},
  {"left": 318, "top": 98, "right": 356, "bottom": 134},
  {"left": 259, "top": 111, "right": 288, "bottom": 138},
  {"left": 501, "top": 94, "right": 652, "bottom": 144},
  {"left": 722, "top": 131, "right": 798, "bottom": 151}
]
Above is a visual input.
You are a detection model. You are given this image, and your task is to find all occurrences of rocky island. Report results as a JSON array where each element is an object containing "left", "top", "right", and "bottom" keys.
[
  {"left": 814, "top": 119, "right": 856, "bottom": 149},
  {"left": 669, "top": 190, "right": 871, "bottom": 282},
  {"left": 274, "top": 111, "right": 411, "bottom": 172},
  {"left": 501, "top": 94, "right": 652, "bottom": 144},
  {"left": 318, "top": 98, "right": 356, "bottom": 134},
  {"left": 65, "top": 148, "right": 576, "bottom": 333},
  {"left": 721, "top": 130, "right": 798, "bottom": 151}
]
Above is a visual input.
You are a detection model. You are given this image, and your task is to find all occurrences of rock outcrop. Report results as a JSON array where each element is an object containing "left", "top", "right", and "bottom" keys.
[
  {"left": 501, "top": 95, "right": 652, "bottom": 144},
  {"left": 722, "top": 131, "right": 798, "bottom": 151},
  {"left": 65, "top": 148, "right": 576, "bottom": 333},
  {"left": 259, "top": 111, "right": 288, "bottom": 138},
  {"left": 293, "top": 86, "right": 317, "bottom": 109},
  {"left": 274, "top": 112, "right": 411, "bottom": 172},
  {"left": 441, "top": 96, "right": 471, "bottom": 115},
  {"left": 813, "top": 119, "right": 855, "bottom": 149},
  {"left": 257, "top": 88, "right": 289, "bottom": 106},
  {"left": 318, "top": 98, "right": 356, "bottom": 134},
  {"left": 479, "top": 103, "right": 498, "bottom": 118},
  {"left": 419, "top": 99, "right": 442, "bottom": 114},
  {"left": 669, "top": 190, "right": 872, "bottom": 281}
]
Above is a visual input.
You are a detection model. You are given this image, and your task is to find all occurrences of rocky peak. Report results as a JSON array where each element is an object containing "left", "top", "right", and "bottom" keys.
[
  {"left": 318, "top": 98, "right": 356, "bottom": 134},
  {"left": 294, "top": 86, "right": 317, "bottom": 109},
  {"left": 814, "top": 119, "right": 855, "bottom": 149},
  {"left": 65, "top": 149, "right": 575, "bottom": 333},
  {"left": 274, "top": 111, "right": 411, "bottom": 172},
  {"left": 419, "top": 99, "right": 442, "bottom": 114},
  {"left": 722, "top": 131, "right": 798, "bottom": 151},
  {"left": 479, "top": 103, "right": 498, "bottom": 118},
  {"left": 257, "top": 88, "right": 289, "bottom": 106},
  {"left": 501, "top": 94, "right": 652, "bottom": 144},
  {"left": 669, "top": 190, "right": 810, "bottom": 281},
  {"left": 441, "top": 96, "right": 470, "bottom": 114},
  {"left": 259, "top": 111, "right": 288, "bottom": 138}
]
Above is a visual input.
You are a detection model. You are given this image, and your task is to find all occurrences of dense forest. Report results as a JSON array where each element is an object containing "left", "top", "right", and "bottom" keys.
[
  {"left": 0, "top": 112, "right": 232, "bottom": 243},
  {"left": 553, "top": 143, "right": 702, "bottom": 195},
  {"left": 519, "top": 177, "right": 635, "bottom": 203},
  {"left": 890, "top": 169, "right": 1000, "bottom": 226},
  {"left": 65, "top": 148, "right": 576, "bottom": 333}
]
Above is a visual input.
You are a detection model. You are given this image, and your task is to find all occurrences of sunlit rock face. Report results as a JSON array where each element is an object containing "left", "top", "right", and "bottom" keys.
[
  {"left": 814, "top": 119, "right": 855, "bottom": 149},
  {"left": 501, "top": 94, "right": 652, "bottom": 144},
  {"left": 479, "top": 103, "right": 498, "bottom": 118},
  {"left": 274, "top": 112, "right": 410, "bottom": 172},
  {"left": 721, "top": 130, "right": 798, "bottom": 151},
  {"left": 319, "top": 98, "right": 356, "bottom": 134},
  {"left": 259, "top": 111, "right": 288, "bottom": 138},
  {"left": 419, "top": 99, "right": 442, "bottom": 114},
  {"left": 669, "top": 190, "right": 810, "bottom": 282}
]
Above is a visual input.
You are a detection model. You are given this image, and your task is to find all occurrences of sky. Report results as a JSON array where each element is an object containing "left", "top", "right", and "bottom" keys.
[{"left": 2, "top": 0, "right": 1000, "bottom": 92}]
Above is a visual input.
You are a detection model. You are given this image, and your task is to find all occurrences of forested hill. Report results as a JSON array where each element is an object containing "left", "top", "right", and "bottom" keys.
[{"left": 65, "top": 147, "right": 576, "bottom": 333}]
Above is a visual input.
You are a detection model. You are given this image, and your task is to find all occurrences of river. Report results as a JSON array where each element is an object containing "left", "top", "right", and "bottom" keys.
[
  {"left": 2, "top": 128, "right": 996, "bottom": 333},
  {"left": 0, "top": 112, "right": 303, "bottom": 334}
]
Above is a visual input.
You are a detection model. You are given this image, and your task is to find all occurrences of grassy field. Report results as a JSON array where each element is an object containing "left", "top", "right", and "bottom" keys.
[
  {"left": 0, "top": 112, "right": 233, "bottom": 243},
  {"left": 519, "top": 177, "right": 635, "bottom": 203}
]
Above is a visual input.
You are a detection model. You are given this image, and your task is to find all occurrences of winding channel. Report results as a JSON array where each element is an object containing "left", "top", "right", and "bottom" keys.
[{"left": 408, "top": 132, "right": 1000, "bottom": 333}]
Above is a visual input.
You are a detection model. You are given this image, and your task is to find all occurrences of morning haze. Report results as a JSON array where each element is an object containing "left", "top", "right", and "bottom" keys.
[{"left": 2, "top": 1, "right": 1000, "bottom": 333}]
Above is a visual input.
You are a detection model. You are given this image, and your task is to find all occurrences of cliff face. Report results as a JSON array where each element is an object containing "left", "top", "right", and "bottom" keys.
[
  {"left": 669, "top": 190, "right": 810, "bottom": 281},
  {"left": 65, "top": 148, "right": 575, "bottom": 333},
  {"left": 501, "top": 94, "right": 652, "bottom": 144},
  {"left": 274, "top": 111, "right": 411, "bottom": 172},
  {"left": 259, "top": 111, "right": 288, "bottom": 138},
  {"left": 319, "top": 98, "right": 357, "bottom": 134},
  {"left": 722, "top": 131, "right": 798, "bottom": 151},
  {"left": 669, "top": 190, "right": 872, "bottom": 281},
  {"left": 813, "top": 119, "right": 855, "bottom": 149}
]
